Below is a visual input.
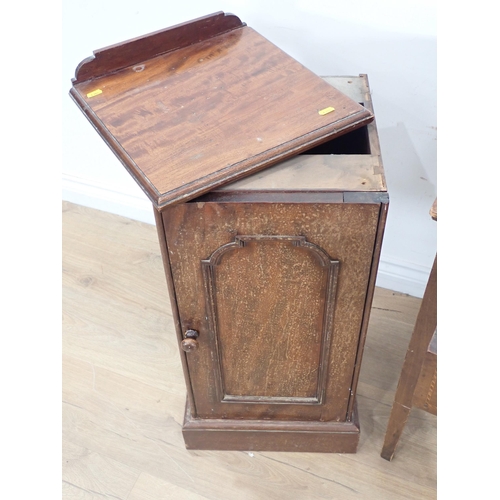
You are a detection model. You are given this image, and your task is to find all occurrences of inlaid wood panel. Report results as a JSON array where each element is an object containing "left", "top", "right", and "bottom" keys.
[
  {"left": 163, "top": 201, "right": 380, "bottom": 421},
  {"left": 202, "top": 235, "right": 339, "bottom": 404}
]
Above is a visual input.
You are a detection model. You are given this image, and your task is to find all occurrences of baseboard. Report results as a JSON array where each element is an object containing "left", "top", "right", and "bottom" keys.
[
  {"left": 376, "top": 257, "right": 431, "bottom": 298},
  {"left": 62, "top": 173, "right": 155, "bottom": 225},
  {"left": 62, "top": 174, "right": 431, "bottom": 297}
]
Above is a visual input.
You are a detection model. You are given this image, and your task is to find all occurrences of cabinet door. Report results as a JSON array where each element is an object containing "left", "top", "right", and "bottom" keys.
[{"left": 162, "top": 201, "right": 380, "bottom": 422}]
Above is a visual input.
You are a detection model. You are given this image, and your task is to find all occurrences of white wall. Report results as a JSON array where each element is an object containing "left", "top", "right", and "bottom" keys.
[{"left": 62, "top": 0, "right": 437, "bottom": 297}]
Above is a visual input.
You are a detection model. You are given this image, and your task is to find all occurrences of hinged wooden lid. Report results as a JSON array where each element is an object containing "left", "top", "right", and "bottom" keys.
[{"left": 70, "top": 12, "right": 374, "bottom": 209}]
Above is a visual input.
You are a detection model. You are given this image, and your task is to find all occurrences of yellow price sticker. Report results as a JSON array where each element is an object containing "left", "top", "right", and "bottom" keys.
[
  {"left": 87, "top": 89, "right": 103, "bottom": 98},
  {"left": 318, "top": 106, "right": 335, "bottom": 116}
]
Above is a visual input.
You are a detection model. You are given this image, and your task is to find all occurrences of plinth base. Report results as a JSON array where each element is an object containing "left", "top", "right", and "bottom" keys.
[{"left": 182, "top": 399, "right": 360, "bottom": 453}]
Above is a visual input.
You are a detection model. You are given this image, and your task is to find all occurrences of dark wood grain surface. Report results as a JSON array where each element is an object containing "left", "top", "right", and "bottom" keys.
[
  {"left": 202, "top": 235, "right": 339, "bottom": 405},
  {"left": 72, "top": 12, "right": 245, "bottom": 84},
  {"left": 70, "top": 20, "right": 373, "bottom": 208}
]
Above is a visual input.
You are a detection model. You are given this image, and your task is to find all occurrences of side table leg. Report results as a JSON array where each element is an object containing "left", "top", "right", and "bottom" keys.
[
  {"left": 381, "top": 402, "right": 411, "bottom": 460},
  {"left": 381, "top": 256, "right": 437, "bottom": 461}
]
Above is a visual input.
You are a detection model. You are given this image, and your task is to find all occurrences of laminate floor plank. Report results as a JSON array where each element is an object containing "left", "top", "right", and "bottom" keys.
[
  {"left": 62, "top": 201, "right": 437, "bottom": 499},
  {"left": 127, "top": 473, "right": 211, "bottom": 500},
  {"left": 63, "top": 440, "right": 140, "bottom": 500}
]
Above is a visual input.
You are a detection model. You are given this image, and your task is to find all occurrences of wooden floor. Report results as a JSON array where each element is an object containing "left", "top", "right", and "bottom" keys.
[{"left": 62, "top": 201, "right": 436, "bottom": 500}]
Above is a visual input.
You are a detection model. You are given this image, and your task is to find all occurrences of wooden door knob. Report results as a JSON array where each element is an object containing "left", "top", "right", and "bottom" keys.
[{"left": 181, "top": 329, "right": 199, "bottom": 352}]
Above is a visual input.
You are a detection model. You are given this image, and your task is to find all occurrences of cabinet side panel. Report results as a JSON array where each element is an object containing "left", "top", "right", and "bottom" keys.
[
  {"left": 345, "top": 200, "right": 387, "bottom": 419},
  {"left": 154, "top": 208, "right": 196, "bottom": 413}
]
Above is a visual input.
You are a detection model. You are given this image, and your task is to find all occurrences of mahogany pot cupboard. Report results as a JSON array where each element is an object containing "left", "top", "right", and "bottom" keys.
[{"left": 70, "top": 12, "right": 388, "bottom": 453}]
